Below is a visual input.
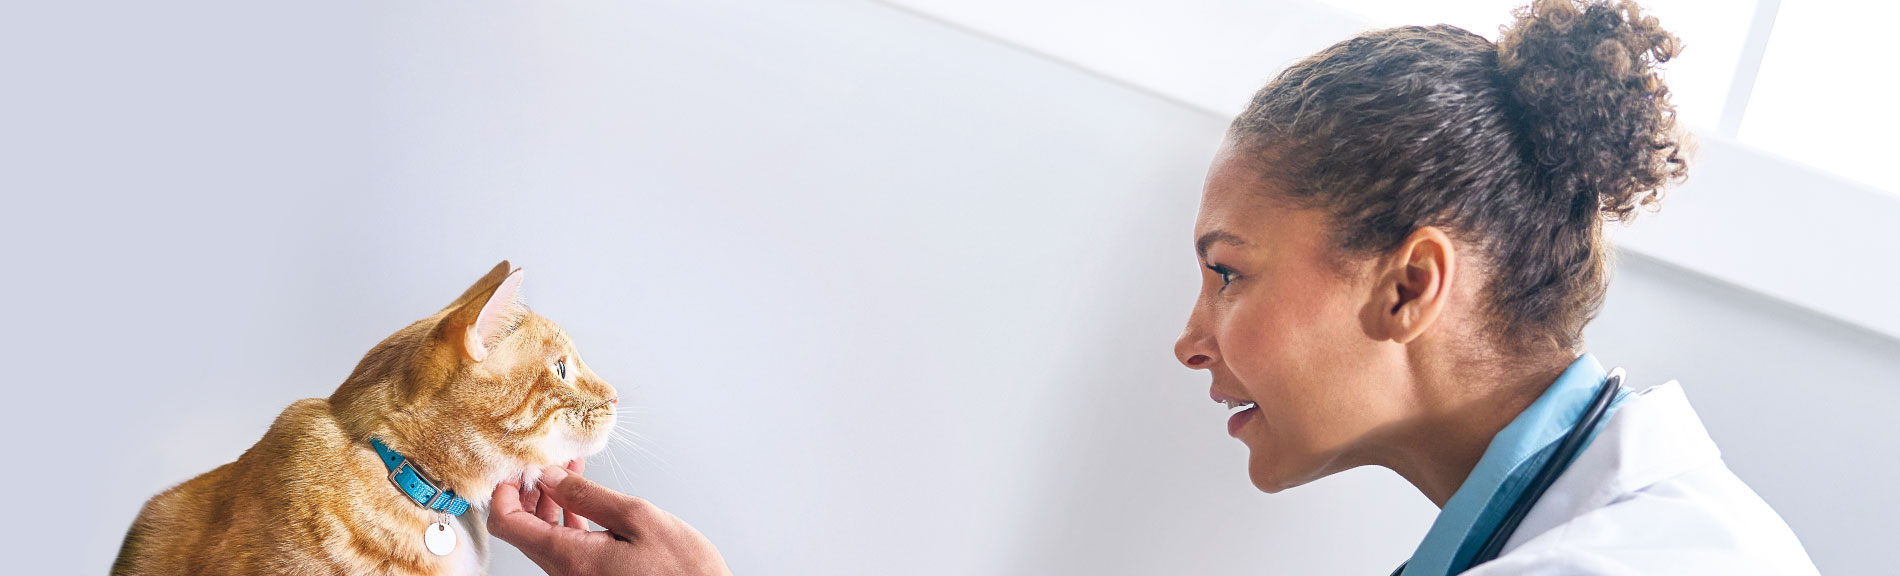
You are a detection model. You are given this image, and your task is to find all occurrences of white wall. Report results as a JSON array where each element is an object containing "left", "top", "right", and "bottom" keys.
[
  {"left": 2, "top": 1, "right": 1893, "bottom": 574},
  {"left": 1587, "top": 254, "right": 1900, "bottom": 575},
  {"left": 880, "top": 0, "right": 1900, "bottom": 343}
]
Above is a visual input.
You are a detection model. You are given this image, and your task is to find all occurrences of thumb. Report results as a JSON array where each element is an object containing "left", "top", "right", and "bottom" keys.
[{"left": 538, "top": 465, "right": 667, "bottom": 537}]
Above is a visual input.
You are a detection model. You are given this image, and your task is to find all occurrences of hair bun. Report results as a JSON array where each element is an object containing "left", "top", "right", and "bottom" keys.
[{"left": 1497, "top": 0, "right": 1688, "bottom": 221}]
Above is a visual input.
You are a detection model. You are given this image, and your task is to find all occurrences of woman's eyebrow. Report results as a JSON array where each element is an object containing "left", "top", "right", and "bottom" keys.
[{"left": 1196, "top": 230, "right": 1247, "bottom": 260}]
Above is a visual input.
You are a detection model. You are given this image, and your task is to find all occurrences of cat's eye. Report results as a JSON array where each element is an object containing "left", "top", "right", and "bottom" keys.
[{"left": 555, "top": 358, "right": 568, "bottom": 380}]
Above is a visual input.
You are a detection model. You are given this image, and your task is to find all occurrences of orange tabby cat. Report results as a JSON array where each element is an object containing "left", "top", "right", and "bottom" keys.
[{"left": 113, "top": 261, "right": 619, "bottom": 575}]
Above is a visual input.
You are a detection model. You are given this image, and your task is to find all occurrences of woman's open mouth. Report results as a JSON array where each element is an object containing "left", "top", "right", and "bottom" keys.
[
  {"left": 1213, "top": 390, "right": 1259, "bottom": 437},
  {"left": 1226, "top": 401, "right": 1259, "bottom": 437}
]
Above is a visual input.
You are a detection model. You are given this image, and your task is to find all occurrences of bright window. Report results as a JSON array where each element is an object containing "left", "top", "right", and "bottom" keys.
[{"left": 1739, "top": 0, "right": 1898, "bottom": 194}]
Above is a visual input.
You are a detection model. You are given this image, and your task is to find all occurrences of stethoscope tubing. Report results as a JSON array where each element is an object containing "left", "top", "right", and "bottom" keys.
[
  {"left": 1467, "top": 368, "right": 1624, "bottom": 565},
  {"left": 1390, "top": 368, "right": 1626, "bottom": 576}
]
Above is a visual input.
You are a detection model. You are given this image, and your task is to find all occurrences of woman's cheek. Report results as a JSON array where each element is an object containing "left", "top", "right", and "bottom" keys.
[
  {"left": 1219, "top": 306, "right": 1274, "bottom": 379},
  {"left": 1227, "top": 290, "right": 1305, "bottom": 373}
]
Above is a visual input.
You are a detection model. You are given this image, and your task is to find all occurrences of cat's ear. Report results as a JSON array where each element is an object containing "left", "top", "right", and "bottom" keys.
[
  {"left": 442, "top": 263, "right": 526, "bottom": 363},
  {"left": 444, "top": 260, "right": 514, "bottom": 313}
]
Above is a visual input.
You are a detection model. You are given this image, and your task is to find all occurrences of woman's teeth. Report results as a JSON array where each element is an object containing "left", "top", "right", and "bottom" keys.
[{"left": 1222, "top": 399, "right": 1256, "bottom": 413}]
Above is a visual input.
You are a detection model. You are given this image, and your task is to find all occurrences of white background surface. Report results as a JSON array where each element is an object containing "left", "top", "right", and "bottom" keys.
[
  {"left": 2, "top": 1, "right": 1895, "bottom": 574},
  {"left": 880, "top": 0, "right": 1900, "bottom": 343}
]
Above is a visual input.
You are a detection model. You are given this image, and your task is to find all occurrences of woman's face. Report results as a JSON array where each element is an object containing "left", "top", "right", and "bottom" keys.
[{"left": 1175, "top": 140, "right": 1413, "bottom": 493}]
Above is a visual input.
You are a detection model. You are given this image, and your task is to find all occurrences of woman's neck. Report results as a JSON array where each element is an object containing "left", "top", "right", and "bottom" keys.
[{"left": 1379, "top": 356, "right": 1576, "bottom": 508}]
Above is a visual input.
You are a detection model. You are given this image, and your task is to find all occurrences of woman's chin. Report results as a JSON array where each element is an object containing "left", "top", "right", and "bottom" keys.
[
  {"left": 1246, "top": 452, "right": 1314, "bottom": 494},
  {"left": 1248, "top": 468, "right": 1294, "bottom": 493}
]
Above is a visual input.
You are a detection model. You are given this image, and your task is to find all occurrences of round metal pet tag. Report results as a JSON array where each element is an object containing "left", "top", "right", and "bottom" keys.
[{"left": 425, "top": 521, "right": 457, "bottom": 556}]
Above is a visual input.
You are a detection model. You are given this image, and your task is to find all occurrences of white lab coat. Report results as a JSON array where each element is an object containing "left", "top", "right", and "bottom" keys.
[{"left": 1464, "top": 381, "right": 1820, "bottom": 575}]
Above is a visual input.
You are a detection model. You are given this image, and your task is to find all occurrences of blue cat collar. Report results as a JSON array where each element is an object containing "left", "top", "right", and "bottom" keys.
[{"left": 370, "top": 437, "right": 471, "bottom": 516}]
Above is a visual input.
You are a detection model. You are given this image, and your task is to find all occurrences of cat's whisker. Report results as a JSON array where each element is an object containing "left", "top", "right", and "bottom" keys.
[
  {"left": 589, "top": 422, "right": 645, "bottom": 493},
  {"left": 603, "top": 417, "right": 677, "bottom": 481},
  {"left": 617, "top": 438, "right": 675, "bottom": 479},
  {"left": 603, "top": 440, "right": 637, "bottom": 492}
]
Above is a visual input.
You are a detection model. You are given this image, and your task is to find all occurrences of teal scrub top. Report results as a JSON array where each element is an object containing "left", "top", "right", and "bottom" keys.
[{"left": 1398, "top": 354, "right": 1628, "bottom": 575}]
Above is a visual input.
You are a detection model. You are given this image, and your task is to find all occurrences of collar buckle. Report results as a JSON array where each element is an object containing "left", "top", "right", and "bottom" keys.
[
  {"left": 372, "top": 436, "right": 469, "bottom": 516},
  {"left": 387, "top": 458, "right": 414, "bottom": 487},
  {"left": 387, "top": 458, "right": 437, "bottom": 494},
  {"left": 424, "top": 482, "right": 453, "bottom": 509},
  {"left": 387, "top": 458, "right": 444, "bottom": 501}
]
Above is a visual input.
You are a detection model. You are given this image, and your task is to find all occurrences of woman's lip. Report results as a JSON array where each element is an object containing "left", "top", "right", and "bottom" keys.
[
  {"left": 1210, "top": 388, "right": 1250, "bottom": 404},
  {"left": 1227, "top": 404, "right": 1260, "bottom": 437}
]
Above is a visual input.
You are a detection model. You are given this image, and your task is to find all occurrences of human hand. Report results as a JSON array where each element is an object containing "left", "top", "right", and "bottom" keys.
[{"left": 489, "top": 460, "right": 732, "bottom": 576}]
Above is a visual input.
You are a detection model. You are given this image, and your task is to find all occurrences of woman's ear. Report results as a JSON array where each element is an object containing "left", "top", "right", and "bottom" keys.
[{"left": 1377, "top": 227, "right": 1457, "bottom": 344}]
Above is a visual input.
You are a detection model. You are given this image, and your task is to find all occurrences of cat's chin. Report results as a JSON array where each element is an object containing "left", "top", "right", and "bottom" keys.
[
  {"left": 537, "top": 422, "right": 615, "bottom": 470},
  {"left": 469, "top": 462, "right": 555, "bottom": 511},
  {"left": 472, "top": 424, "right": 614, "bottom": 510}
]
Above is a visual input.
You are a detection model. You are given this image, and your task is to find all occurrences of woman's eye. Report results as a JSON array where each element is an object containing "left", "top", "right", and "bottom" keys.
[
  {"left": 555, "top": 358, "right": 567, "bottom": 379},
  {"left": 1207, "top": 264, "right": 1236, "bottom": 291}
]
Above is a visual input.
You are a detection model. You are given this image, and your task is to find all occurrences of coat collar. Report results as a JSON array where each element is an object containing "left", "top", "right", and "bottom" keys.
[
  {"left": 1499, "top": 380, "right": 1724, "bottom": 550},
  {"left": 1401, "top": 354, "right": 1629, "bottom": 576}
]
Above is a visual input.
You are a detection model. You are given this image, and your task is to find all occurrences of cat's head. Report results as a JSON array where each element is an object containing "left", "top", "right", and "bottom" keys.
[{"left": 332, "top": 261, "right": 618, "bottom": 506}]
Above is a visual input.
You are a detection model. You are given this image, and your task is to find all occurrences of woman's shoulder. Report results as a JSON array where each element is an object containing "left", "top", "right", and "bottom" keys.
[
  {"left": 1474, "top": 382, "right": 1820, "bottom": 575},
  {"left": 1471, "top": 466, "right": 1820, "bottom": 574}
]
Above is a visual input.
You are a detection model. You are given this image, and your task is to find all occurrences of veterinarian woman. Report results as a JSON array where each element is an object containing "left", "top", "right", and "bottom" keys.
[{"left": 490, "top": 1, "right": 1819, "bottom": 574}]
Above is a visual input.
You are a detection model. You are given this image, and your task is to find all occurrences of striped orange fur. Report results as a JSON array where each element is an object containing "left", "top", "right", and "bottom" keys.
[{"left": 113, "top": 261, "right": 619, "bottom": 575}]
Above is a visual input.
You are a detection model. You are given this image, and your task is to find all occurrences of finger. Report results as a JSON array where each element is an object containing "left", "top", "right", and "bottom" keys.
[
  {"left": 488, "top": 479, "right": 558, "bottom": 551},
  {"left": 493, "top": 477, "right": 526, "bottom": 516},
  {"left": 519, "top": 478, "right": 540, "bottom": 516},
  {"left": 563, "top": 459, "right": 587, "bottom": 529},
  {"left": 493, "top": 491, "right": 628, "bottom": 574},
  {"left": 535, "top": 479, "right": 562, "bottom": 524},
  {"left": 539, "top": 465, "right": 665, "bottom": 537}
]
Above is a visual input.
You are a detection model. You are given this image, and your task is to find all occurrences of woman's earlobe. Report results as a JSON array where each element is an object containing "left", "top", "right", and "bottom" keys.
[
  {"left": 1358, "top": 278, "right": 1399, "bottom": 342},
  {"left": 1385, "top": 228, "right": 1456, "bottom": 344}
]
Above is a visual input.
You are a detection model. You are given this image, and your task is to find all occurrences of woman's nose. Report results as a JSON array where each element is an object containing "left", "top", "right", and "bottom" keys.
[
  {"left": 1175, "top": 324, "right": 1217, "bottom": 369},
  {"left": 1181, "top": 352, "right": 1213, "bottom": 369}
]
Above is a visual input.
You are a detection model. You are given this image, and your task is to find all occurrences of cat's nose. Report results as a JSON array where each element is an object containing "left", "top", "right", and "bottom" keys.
[{"left": 607, "top": 395, "right": 618, "bottom": 405}]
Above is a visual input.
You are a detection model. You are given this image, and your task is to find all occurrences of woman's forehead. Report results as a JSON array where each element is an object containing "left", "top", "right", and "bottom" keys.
[
  {"left": 1196, "top": 176, "right": 1340, "bottom": 268},
  {"left": 1197, "top": 160, "right": 1285, "bottom": 241}
]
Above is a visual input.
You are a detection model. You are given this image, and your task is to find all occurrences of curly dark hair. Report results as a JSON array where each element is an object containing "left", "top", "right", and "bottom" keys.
[{"left": 1229, "top": 0, "right": 1688, "bottom": 354}]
